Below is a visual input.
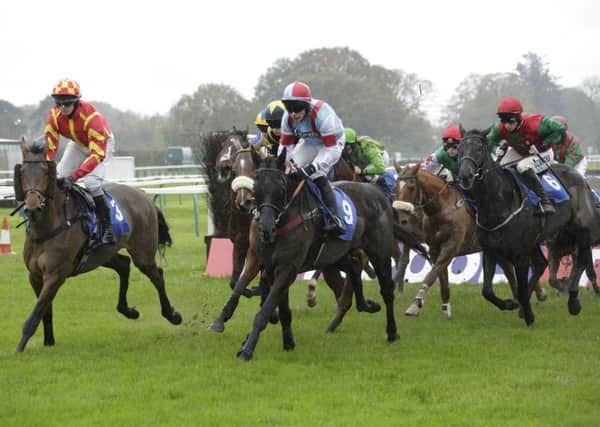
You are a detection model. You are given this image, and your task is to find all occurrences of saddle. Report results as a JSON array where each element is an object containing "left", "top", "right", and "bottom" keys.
[
  {"left": 302, "top": 179, "right": 357, "bottom": 241},
  {"left": 505, "top": 168, "right": 570, "bottom": 206}
]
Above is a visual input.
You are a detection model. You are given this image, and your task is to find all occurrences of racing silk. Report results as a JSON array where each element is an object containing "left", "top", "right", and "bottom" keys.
[
  {"left": 422, "top": 146, "right": 458, "bottom": 176},
  {"left": 487, "top": 114, "right": 565, "bottom": 156},
  {"left": 552, "top": 131, "right": 584, "bottom": 167},
  {"left": 349, "top": 137, "right": 386, "bottom": 175},
  {"left": 280, "top": 98, "right": 344, "bottom": 171},
  {"left": 44, "top": 100, "right": 112, "bottom": 179},
  {"left": 250, "top": 129, "right": 279, "bottom": 156}
]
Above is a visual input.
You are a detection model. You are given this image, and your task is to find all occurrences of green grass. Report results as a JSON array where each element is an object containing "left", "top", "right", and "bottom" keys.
[{"left": 1, "top": 196, "right": 599, "bottom": 426}]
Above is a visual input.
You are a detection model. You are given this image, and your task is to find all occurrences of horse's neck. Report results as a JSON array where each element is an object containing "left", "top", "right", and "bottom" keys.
[
  {"left": 418, "top": 171, "right": 446, "bottom": 213},
  {"left": 473, "top": 163, "right": 518, "bottom": 217}
]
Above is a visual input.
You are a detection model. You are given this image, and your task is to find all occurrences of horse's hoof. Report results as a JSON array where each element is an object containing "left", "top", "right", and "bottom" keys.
[
  {"left": 536, "top": 292, "right": 548, "bottom": 302},
  {"left": 358, "top": 300, "right": 381, "bottom": 313},
  {"left": 118, "top": 305, "right": 140, "bottom": 319},
  {"left": 504, "top": 300, "right": 519, "bottom": 311},
  {"left": 307, "top": 295, "right": 318, "bottom": 308},
  {"left": 207, "top": 321, "right": 225, "bottom": 333},
  {"left": 166, "top": 309, "right": 182, "bottom": 325},
  {"left": 387, "top": 333, "right": 400, "bottom": 342},
  {"left": 525, "top": 314, "right": 535, "bottom": 326},
  {"left": 404, "top": 303, "right": 420, "bottom": 316},
  {"left": 237, "top": 349, "right": 253, "bottom": 361},
  {"left": 441, "top": 304, "right": 452, "bottom": 318},
  {"left": 568, "top": 299, "right": 582, "bottom": 315},
  {"left": 269, "top": 311, "right": 279, "bottom": 325}
]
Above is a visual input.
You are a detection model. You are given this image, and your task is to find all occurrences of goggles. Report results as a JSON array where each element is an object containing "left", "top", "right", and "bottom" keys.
[{"left": 283, "top": 100, "right": 307, "bottom": 113}]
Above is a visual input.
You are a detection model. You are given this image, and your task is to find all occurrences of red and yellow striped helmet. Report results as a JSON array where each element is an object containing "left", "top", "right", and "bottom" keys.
[{"left": 52, "top": 79, "right": 81, "bottom": 98}]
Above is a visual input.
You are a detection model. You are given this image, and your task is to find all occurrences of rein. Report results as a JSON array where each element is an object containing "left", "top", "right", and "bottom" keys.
[{"left": 397, "top": 173, "right": 449, "bottom": 216}]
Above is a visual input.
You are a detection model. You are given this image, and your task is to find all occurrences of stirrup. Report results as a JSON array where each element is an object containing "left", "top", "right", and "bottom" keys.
[{"left": 536, "top": 202, "right": 555, "bottom": 215}]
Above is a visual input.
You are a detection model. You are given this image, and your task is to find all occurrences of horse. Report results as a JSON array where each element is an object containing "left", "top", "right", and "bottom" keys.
[
  {"left": 393, "top": 163, "right": 546, "bottom": 318},
  {"left": 233, "top": 149, "right": 407, "bottom": 360},
  {"left": 457, "top": 127, "right": 596, "bottom": 325},
  {"left": 12, "top": 140, "right": 182, "bottom": 352}
]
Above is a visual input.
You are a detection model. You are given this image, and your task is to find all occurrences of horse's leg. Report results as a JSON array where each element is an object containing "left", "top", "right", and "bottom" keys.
[
  {"left": 405, "top": 250, "right": 440, "bottom": 316},
  {"left": 586, "top": 260, "right": 600, "bottom": 295},
  {"left": 324, "top": 266, "right": 354, "bottom": 333},
  {"left": 136, "top": 263, "right": 182, "bottom": 325},
  {"left": 371, "top": 255, "right": 399, "bottom": 342},
  {"left": 278, "top": 288, "right": 295, "bottom": 351},
  {"left": 547, "top": 246, "right": 566, "bottom": 293},
  {"left": 17, "top": 273, "right": 64, "bottom": 353},
  {"left": 395, "top": 245, "right": 410, "bottom": 293},
  {"left": 566, "top": 246, "right": 591, "bottom": 316},
  {"left": 344, "top": 252, "right": 380, "bottom": 313},
  {"left": 481, "top": 253, "right": 519, "bottom": 311},
  {"left": 258, "top": 268, "right": 279, "bottom": 325},
  {"left": 514, "top": 258, "right": 534, "bottom": 326},
  {"left": 103, "top": 254, "right": 139, "bottom": 319},
  {"left": 230, "top": 231, "right": 248, "bottom": 291},
  {"left": 208, "top": 253, "right": 262, "bottom": 332},
  {"left": 528, "top": 245, "right": 548, "bottom": 299},
  {"left": 306, "top": 270, "right": 321, "bottom": 308},
  {"left": 438, "top": 268, "right": 451, "bottom": 317},
  {"left": 237, "top": 265, "right": 296, "bottom": 361}
]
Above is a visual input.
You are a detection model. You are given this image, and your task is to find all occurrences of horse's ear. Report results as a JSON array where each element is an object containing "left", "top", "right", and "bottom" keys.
[
  {"left": 13, "top": 164, "right": 24, "bottom": 202},
  {"left": 481, "top": 126, "right": 492, "bottom": 138},
  {"left": 459, "top": 123, "right": 466, "bottom": 138},
  {"left": 276, "top": 149, "right": 286, "bottom": 170},
  {"left": 394, "top": 160, "right": 402, "bottom": 173},
  {"left": 251, "top": 145, "right": 262, "bottom": 168}
]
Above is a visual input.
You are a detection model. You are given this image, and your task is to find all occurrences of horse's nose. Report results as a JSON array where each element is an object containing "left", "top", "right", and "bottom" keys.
[{"left": 239, "top": 199, "right": 253, "bottom": 213}]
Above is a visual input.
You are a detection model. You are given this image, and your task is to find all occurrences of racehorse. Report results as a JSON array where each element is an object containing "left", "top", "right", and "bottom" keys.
[
  {"left": 235, "top": 150, "right": 405, "bottom": 360},
  {"left": 13, "top": 140, "right": 181, "bottom": 352},
  {"left": 457, "top": 127, "right": 595, "bottom": 325},
  {"left": 393, "top": 163, "right": 546, "bottom": 317}
]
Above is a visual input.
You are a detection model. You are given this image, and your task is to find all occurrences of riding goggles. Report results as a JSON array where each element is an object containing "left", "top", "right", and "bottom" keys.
[
  {"left": 443, "top": 138, "right": 460, "bottom": 147},
  {"left": 283, "top": 100, "right": 307, "bottom": 113},
  {"left": 266, "top": 119, "right": 282, "bottom": 129},
  {"left": 498, "top": 114, "right": 520, "bottom": 125}
]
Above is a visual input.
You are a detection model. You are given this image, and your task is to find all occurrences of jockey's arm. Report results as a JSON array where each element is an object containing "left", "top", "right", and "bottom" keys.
[
  {"left": 361, "top": 143, "right": 386, "bottom": 175},
  {"left": 538, "top": 117, "right": 566, "bottom": 149},
  {"left": 486, "top": 122, "right": 503, "bottom": 153}
]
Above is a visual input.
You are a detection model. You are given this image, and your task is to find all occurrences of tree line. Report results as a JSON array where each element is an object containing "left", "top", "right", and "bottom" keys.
[{"left": 2, "top": 48, "right": 599, "bottom": 165}]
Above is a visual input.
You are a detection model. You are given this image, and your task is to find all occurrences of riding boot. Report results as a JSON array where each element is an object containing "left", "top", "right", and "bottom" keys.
[
  {"left": 520, "top": 169, "right": 556, "bottom": 215},
  {"left": 314, "top": 176, "right": 346, "bottom": 234},
  {"left": 93, "top": 195, "right": 116, "bottom": 245}
]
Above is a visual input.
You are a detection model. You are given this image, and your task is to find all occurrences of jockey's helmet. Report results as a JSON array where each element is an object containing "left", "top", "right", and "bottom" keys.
[
  {"left": 282, "top": 81, "right": 311, "bottom": 114},
  {"left": 255, "top": 110, "right": 268, "bottom": 133},
  {"left": 442, "top": 124, "right": 462, "bottom": 148},
  {"left": 264, "top": 100, "right": 286, "bottom": 129},
  {"left": 344, "top": 128, "right": 358, "bottom": 144},
  {"left": 497, "top": 96, "right": 523, "bottom": 124},
  {"left": 51, "top": 79, "right": 81, "bottom": 105}
]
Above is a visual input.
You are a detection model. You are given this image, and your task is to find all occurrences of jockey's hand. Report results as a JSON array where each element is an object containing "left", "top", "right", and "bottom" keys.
[
  {"left": 354, "top": 165, "right": 362, "bottom": 175},
  {"left": 495, "top": 144, "right": 507, "bottom": 159},
  {"left": 291, "top": 164, "right": 317, "bottom": 180},
  {"left": 57, "top": 176, "right": 75, "bottom": 190}
]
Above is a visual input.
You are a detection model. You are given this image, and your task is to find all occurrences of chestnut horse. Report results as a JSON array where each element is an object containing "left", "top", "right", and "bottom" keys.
[
  {"left": 393, "top": 163, "right": 547, "bottom": 317},
  {"left": 13, "top": 140, "right": 181, "bottom": 352}
]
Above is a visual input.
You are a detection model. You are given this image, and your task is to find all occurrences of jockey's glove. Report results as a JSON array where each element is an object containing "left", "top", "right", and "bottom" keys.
[
  {"left": 57, "top": 176, "right": 75, "bottom": 190},
  {"left": 291, "top": 164, "right": 317, "bottom": 180}
]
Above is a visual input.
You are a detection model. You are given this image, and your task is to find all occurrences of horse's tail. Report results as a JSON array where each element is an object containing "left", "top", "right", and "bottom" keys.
[
  {"left": 156, "top": 207, "right": 173, "bottom": 256},
  {"left": 393, "top": 223, "right": 430, "bottom": 263}
]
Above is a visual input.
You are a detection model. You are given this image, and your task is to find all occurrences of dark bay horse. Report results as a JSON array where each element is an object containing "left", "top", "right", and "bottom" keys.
[
  {"left": 393, "top": 163, "right": 547, "bottom": 317},
  {"left": 13, "top": 141, "right": 181, "bottom": 352},
  {"left": 234, "top": 150, "right": 405, "bottom": 360},
  {"left": 457, "top": 127, "right": 596, "bottom": 325}
]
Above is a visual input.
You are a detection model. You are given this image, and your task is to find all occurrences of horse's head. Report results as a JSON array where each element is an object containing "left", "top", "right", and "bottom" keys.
[
  {"left": 457, "top": 126, "right": 492, "bottom": 191},
  {"left": 16, "top": 139, "right": 57, "bottom": 223},
  {"left": 215, "top": 132, "right": 247, "bottom": 183},
  {"left": 393, "top": 163, "right": 423, "bottom": 226},
  {"left": 231, "top": 146, "right": 265, "bottom": 213},
  {"left": 253, "top": 150, "right": 287, "bottom": 245}
]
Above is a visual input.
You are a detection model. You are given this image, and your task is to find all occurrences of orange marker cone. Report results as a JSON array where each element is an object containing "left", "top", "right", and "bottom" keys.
[{"left": 0, "top": 216, "right": 16, "bottom": 255}]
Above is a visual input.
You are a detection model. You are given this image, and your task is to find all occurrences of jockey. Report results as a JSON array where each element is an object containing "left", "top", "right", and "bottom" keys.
[
  {"left": 280, "top": 81, "right": 346, "bottom": 234},
  {"left": 343, "top": 127, "right": 394, "bottom": 199},
  {"left": 249, "top": 110, "right": 268, "bottom": 147},
  {"left": 250, "top": 102, "right": 284, "bottom": 156},
  {"left": 421, "top": 124, "right": 462, "bottom": 181},
  {"left": 44, "top": 78, "right": 116, "bottom": 245},
  {"left": 487, "top": 96, "right": 566, "bottom": 215},
  {"left": 262, "top": 100, "right": 286, "bottom": 156},
  {"left": 550, "top": 115, "right": 587, "bottom": 176}
]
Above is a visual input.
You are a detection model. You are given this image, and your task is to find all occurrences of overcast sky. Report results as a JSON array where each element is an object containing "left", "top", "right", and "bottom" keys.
[{"left": 1, "top": 0, "right": 598, "bottom": 123}]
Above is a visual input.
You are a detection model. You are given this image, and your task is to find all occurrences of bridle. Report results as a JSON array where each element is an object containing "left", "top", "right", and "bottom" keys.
[
  {"left": 397, "top": 172, "right": 448, "bottom": 216},
  {"left": 21, "top": 160, "right": 54, "bottom": 208}
]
